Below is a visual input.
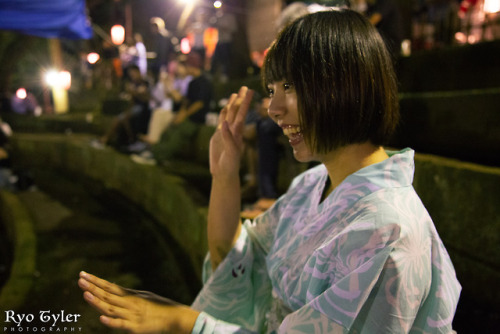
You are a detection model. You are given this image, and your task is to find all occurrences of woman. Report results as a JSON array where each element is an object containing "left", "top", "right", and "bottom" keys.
[{"left": 79, "top": 9, "right": 461, "bottom": 333}]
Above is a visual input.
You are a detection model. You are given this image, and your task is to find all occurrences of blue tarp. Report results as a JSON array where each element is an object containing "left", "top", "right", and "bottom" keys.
[{"left": 0, "top": 0, "right": 93, "bottom": 39}]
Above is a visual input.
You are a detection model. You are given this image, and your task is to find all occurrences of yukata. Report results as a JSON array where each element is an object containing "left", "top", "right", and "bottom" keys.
[{"left": 191, "top": 149, "right": 461, "bottom": 333}]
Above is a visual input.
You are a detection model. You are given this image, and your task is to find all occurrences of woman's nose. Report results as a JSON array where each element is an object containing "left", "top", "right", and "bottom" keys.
[{"left": 268, "top": 95, "right": 284, "bottom": 120}]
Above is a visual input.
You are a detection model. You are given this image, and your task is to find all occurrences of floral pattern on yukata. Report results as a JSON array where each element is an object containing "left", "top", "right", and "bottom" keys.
[{"left": 191, "top": 148, "right": 461, "bottom": 334}]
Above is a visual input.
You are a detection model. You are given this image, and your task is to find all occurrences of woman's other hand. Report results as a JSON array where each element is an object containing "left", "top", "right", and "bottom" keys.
[{"left": 78, "top": 271, "right": 198, "bottom": 333}]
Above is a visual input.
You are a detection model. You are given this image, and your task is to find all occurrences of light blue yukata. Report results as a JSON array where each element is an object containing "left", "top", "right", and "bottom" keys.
[{"left": 191, "top": 148, "right": 461, "bottom": 333}]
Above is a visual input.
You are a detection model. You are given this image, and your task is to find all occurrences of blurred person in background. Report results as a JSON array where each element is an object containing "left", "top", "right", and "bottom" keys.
[
  {"left": 186, "top": 9, "right": 209, "bottom": 65},
  {"left": 241, "top": 96, "right": 282, "bottom": 219},
  {"left": 210, "top": 3, "right": 237, "bottom": 82},
  {"left": 149, "top": 17, "right": 175, "bottom": 82},
  {"left": 144, "top": 51, "right": 213, "bottom": 165},
  {"left": 10, "top": 88, "right": 41, "bottom": 116},
  {"left": 94, "top": 65, "right": 151, "bottom": 150},
  {"left": 128, "top": 58, "right": 193, "bottom": 156}
]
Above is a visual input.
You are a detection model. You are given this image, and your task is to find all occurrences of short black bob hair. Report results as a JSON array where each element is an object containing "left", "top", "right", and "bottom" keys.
[{"left": 262, "top": 9, "right": 399, "bottom": 153}]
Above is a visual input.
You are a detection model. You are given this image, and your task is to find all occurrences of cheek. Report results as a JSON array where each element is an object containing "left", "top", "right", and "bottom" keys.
[{"left": 285, "top": 98, "right": 299, "bottom": 118}]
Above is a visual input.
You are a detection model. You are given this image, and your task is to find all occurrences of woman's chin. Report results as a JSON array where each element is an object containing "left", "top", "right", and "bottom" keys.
[{"left": 292, "top": 148, "right": 314, "bottom": 163}]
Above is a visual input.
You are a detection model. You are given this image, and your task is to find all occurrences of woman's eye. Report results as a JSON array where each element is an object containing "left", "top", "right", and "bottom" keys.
[
  {"left": 267, "top": 88, "right": 274, "bottom": 97},
  {"left": 283, "top": 83, "right": 293, "bottom": 91}
]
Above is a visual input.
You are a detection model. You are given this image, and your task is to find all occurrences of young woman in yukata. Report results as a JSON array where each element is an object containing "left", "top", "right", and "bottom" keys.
[{"left": 78, "top": 9, "right": 461, "bottom": 334}]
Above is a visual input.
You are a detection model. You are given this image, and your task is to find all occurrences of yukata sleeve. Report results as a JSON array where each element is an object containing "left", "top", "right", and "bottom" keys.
[
  {"left": 190, "top": 199, "right": 286, "bottom": 334},
  {"left": 191, "top": 227, "right": 271, "bottom": 333}
]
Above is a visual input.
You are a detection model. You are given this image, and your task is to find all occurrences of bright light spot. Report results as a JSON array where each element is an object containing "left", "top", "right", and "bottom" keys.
[
  {"left": 111, "top": 24, "right": 125, "bottom": 45},
  {"left": 484, "top": 0, "right": 500, "bottom": 13},
  {"left": 45, "top": 70, "right": 60, "bottom": 87},
  {"left": 455, "top": 32, "right": 467, "bottom": 44},
  {"left": 468, "top": 35, "right": 478, "bottom": 44},
  {"left": 45, "top": 70, "right": 72, "bottom": 90},
  {"left": 178, "top": 0, "right": 196, "bottom": 4},
  {"left": 16, "top": 88, "right": 27, "bottom": 99},
  {"left": 87, "top": 52, "right": 100, "bottom": 64},
  {"left": 401, "top": 39, "right": 411, "bottom": 57},
  {"left": 180, "top": 37, "right": 191, "bottom": 54},
  {"left": 60, "top": 71, "right": 71, "bottom": 90},
  {"left": 214, "top": 1, "right": 222, "bottom": 8}
]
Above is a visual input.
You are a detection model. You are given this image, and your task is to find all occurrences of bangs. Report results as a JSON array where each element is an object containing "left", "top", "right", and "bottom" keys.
[{"left": 262, "top": 33, "right": 295, "bottom": 87}]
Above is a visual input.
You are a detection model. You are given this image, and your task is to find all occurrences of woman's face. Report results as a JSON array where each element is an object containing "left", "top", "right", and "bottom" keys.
[{"left": 267, "top": 80, "right": 316, "bottom": 163}]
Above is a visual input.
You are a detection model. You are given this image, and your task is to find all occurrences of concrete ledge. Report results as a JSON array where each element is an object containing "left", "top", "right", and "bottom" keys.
[
  {"left": 413, "top": 154, "right": 500, "bottom": 305},
  {"left": 8, "top": 133, "right": 500, "bottom": 305},
  {"left": 9, "top": 133, "right": 208, "bottom": 279},
  {"left": 397, "top": 40, "right": 500, "bottom": 92},
  {"left": 0, "top": 190, "right": 37, "bottom": 310},
  {"left": 392, "top": 88, "right": 500, "bottom": 166}
]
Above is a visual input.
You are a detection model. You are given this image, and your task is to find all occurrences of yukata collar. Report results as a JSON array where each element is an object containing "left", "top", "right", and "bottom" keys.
[
  {"left": 343, "top": 147, "right": 415, "bottom": 190},
  {"left": 318, "top": 148, "right": 415, "bottom": 211}
]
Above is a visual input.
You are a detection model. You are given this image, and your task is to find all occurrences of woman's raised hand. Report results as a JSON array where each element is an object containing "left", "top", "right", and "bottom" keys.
[
  {"left": 78, "top": 271, "right": 198, "bottom": 333},
  {"left": 209, "top": 86, "right": 254, "bottom": 179}
]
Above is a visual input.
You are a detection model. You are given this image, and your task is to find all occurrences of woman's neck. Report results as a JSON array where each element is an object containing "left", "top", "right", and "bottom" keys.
[{"left": 320, "top": 143, "right": 388, "bottom": 200}]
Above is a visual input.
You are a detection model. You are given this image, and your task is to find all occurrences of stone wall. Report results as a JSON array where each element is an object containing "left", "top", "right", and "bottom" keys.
[
  {"left": 413, "top": 153, "right": 500, "bottom": 305},
  {"left": 0, "top": 191, "right": 37, "bottom": 310},
  {"left": 9, "top": 133, "right": 209, "bottom": 279},
  {"left": 392, "top": 40, "right": 500, "bottom": 166}
]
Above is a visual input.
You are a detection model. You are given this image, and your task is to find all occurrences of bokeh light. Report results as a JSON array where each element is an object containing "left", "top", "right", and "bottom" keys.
[
  {"left": 87, "top": 52, "right": 100, "bottom": 64},
  {"left": 180, "top": 37, "right": 192, "bottom": 54},
  {"left": 16, "top": 88, "right": 27, "bottom": 99},
  {"left": 45, "top": 70, "right": 72, "bottom": 90},
  {"left": 111, "top": 25, "right": 125, "bottom": 45}
]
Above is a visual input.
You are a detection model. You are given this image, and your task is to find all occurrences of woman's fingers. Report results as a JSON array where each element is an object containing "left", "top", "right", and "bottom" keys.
[
  {"left": 234, "top": 88, "right": 254, "bottom": 126},
  {"left": 82, "top": 290, "right": 130, "bottom": 320},
  {"left": 78, "top": 271, "right": 132, "bottom": 315},
  {"left": 79, "top": 271, "right": 126, "bottom": 297},
  {"left": 225, "top": 86, "right": 247, "bottom": 124},
  {"left": 218, "top": 93, "right": 238, "bottom": 129},
  {"left": 100, "top": 315, "right": 139, "bottom": 332},
  {"left": 79, "top": 278, "right": 129, "bottom": 309},
  {"left": 224, "top": 86, "right": 252, "bottom": 125}
]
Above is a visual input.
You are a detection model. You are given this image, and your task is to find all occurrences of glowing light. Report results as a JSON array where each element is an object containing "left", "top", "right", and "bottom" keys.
[
  {"left": 45, "top": 70, "right": 60, "bottom": 87},
  {"left": 178, "top": 0, "right": 196, "bottom": 4},
  {"left": 180, "top": 37, "right": 191, "bottom": 54},
  {"left": 484, "top": 0, "right": 500, "bottom": 13},
  {"left": 16, "top": 88, "right": 27, "bottom": 99},
  {"left": 111, "top": 25, "right": 125, "bottom": 45},
  {"left": 59, "top": 71, "right": 71, "bottom": 90},
  {"left": 468, "top": 35, "right": 478, "bottom": 44},
  {"left": 455, "top": 32, "right": 467, "bottom": 44},
  {"left": 204, "top": 27, "right": 218, "bottom": 58},
  {"left": 214, "top": 1, "right": 222, "bottom": 8},
  {"left": 87, "top": 52, "right": 100, "bottom": 64},
  {"left": 45, "top": 70, "right": 72, "bottom": 90},
  {"left": 401, "top": 39, "right": 411, "bottom": 57}
]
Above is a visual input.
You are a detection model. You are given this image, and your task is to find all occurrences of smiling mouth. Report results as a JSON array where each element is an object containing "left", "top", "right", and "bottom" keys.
[{"left": 282, "top": 125, "right": 303, "bottom": 145}]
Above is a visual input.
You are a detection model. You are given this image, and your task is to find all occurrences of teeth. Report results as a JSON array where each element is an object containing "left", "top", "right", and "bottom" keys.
[{"left": 283, "top": 127, "right": 301, "bottom": 136}]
